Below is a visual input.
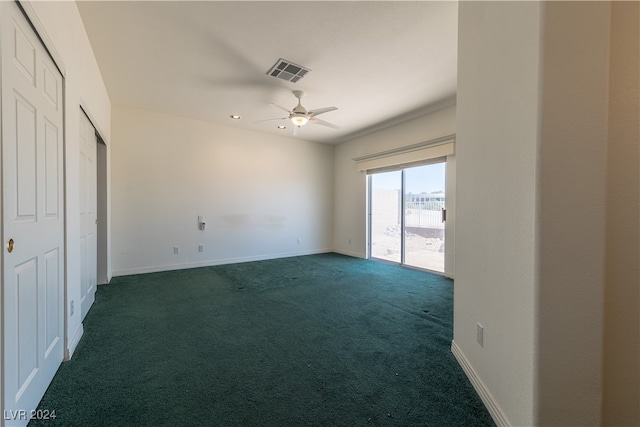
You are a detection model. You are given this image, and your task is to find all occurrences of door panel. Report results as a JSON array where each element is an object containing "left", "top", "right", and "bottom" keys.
[
  {"left": 2, "top": 3, "right": 65, "bottom": 426},
  {"left": 44, "top": 248, "right": 62, "bottom": 357},
  {"left": 15, "top": 94, "right": 38, "bottom": 219},
  {"left": 79, "top": 111, "right": 97, "bottom": 319},
  {"left": 12, "top": 24, "right": 36, "bottom": 85},
  {"left": 16, "top": 258, "right": 38, "bottom": 397},
  {"left": 43, "top": 64, "right": 59, "bottom": 108},
  {"left": 44, "top": 119, "right": 61, "bottom": 217}
]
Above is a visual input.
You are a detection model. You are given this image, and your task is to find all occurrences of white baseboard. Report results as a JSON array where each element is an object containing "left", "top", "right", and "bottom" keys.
[
  {"left": 332, "top": 249, "right": 366, "bottom": 259},
  {"left": 112, "top": 249, "right": 334, "bottom": 277},
  {"left": 66, "top": 324, "right": 84, "bottom": 360},
  {"left": 451, "top": 340, "right": 510, "bottom": 427}
]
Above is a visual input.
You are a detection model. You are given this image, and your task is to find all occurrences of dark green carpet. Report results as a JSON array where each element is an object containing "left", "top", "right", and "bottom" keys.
[{"left": 31, "top": 253, "right": 494, "bottom": 426}]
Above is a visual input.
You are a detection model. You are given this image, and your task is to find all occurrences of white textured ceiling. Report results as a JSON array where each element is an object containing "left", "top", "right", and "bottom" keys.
[{"left": 77, "top": 1, "right": 458, "bottom": 144}]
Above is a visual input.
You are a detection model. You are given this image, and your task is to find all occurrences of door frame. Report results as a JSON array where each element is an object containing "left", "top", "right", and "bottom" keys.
[
  {"left": 96, "top": 135, "right": 108, "bottom": 285},
  {"left": 79, "top": 107, "right": 109, "bottom": 287}
]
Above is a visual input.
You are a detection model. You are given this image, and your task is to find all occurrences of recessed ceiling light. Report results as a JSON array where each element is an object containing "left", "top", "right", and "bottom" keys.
[
  {"left": 277, "top": 125, "right": 287, "bottom": 129},
  {"left": 230, "top": 115, "right": 241, "bottom": 120}
]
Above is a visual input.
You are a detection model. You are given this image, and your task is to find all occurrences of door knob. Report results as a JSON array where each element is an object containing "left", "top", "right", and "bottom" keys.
[{"left": 7, "top": 238, "right": 14, "bottom": 253}]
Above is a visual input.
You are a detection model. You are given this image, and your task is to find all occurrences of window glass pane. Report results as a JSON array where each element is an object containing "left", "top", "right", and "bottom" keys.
[
  {"left": 370, "top": 170, "right": 401, "bottom": 263},
  {"left": 404, "top": 163, "right": 445, "bottom": 272}
]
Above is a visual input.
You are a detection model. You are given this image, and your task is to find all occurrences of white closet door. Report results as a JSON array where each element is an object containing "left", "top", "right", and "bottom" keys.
[
  {"left": 79, "top": 111, "right": 97, "bottom": 320},
  {"left": 1, "top": 3, "right": 65, "bottom": 426}
]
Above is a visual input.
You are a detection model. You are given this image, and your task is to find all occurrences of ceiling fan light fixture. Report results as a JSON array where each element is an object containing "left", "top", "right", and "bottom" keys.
[
  {"left": 290, "top": 114, "right": 309, "bottom": 127},
  {"left": 260, "top": 91, "right": 338, "bottom": 131}
]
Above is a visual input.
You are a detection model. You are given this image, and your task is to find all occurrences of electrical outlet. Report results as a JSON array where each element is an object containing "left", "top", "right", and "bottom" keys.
[
  {"left": 70, "top": 300, "right": 74, "bottom": 317},
  {"left": 297, "top": 237, "right": 301, "bottom": 245},
  {"left": 348, "top": 238, "right": 352, "bottom": 245},
  {"left": 173, "top": 246, "right": 180, "bottom": 254},
  {"left": 477, "top": 323, "right": 484, "bottom": 347},
  {"left": 198, "top": 244, "right": 204, "bottom": 252}
]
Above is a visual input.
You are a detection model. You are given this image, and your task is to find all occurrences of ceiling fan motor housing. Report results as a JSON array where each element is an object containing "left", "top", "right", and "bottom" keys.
[{"left": 292, "top": 100, "right": 307, "bottom": 115}]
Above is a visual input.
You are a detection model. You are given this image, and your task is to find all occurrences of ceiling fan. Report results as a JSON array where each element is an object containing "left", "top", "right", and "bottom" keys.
[{"left": 259, "top": 90, "right": 339, "bottom": 133}]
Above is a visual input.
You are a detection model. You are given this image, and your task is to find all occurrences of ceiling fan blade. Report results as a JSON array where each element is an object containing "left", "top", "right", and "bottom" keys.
[
  {"left": 308, "top": 106, "right": 338, "bottom": 117},
  {"left": 310, "top": 117, "right": 340, "bottom": 129},
  {"left": 270, "top": 103, "right": 292, "bottom": 114},
  {"left": 254, "top": 117, "right": 288, "bottom": 123}
]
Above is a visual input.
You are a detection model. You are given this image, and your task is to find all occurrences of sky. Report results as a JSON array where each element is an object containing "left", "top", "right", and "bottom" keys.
[{"left": 371, "top": 162, "right": 446, "bottom": 194}]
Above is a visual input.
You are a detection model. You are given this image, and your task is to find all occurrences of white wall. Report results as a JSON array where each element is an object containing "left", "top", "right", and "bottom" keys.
[
  {"left": 333, "top": 105, "right": 456, "bottom": 272},
  {"left": 454, "top": 2, "right": 610, "bottom": 426},
  {"left": 21, "top": 1, "right": 111, "bottom": 358},
  {"left": 111, "top": 106, "right": 333, "bottom": 276},
  {"left": 454, "top": 4, "right": 541, "bottom": 424}
]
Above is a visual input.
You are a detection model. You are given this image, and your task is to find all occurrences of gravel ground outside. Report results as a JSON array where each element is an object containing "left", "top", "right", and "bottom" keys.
[{"left": 371, "top": 225, "right": 445, "bottom": 272}]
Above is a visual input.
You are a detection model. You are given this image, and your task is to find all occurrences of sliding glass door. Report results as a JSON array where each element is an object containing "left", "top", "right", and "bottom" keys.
[{"left": 369, "top": 162, "right": 446, "bottom": 273}]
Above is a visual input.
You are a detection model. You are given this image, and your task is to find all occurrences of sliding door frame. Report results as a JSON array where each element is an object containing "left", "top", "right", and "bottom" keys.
[
  {"left": 400, "top": 169, "right": 406, "bottom": 266},
  {"left": 367, "top": 160, "right": 448, "bottom": 275}
]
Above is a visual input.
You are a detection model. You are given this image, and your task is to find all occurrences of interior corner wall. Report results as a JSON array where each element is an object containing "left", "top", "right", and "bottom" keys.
[
  {"left": 536, "top": 3, "right": 609, "bottom": 425},
  {"left": 454, "top": 3, "right": 541, "bottom": 425},
  {"left": 110, "top": 106, "right": 333, "bottom": 276},
  {"left": 603, "top": 2, "right": 640, "bottom": 425},
  {"left": 21, "top": 1, "right": 112, "bottom": 358},
  {"left": 455, "top": 2, "right": 611, "bottom": 426},
  {"left": 332, "top": 105, "right": 456, "bottom": 263}
]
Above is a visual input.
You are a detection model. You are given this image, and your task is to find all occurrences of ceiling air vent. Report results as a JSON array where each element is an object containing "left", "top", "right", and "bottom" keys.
[{"left": 266, "top": 58, "right": 310, "bottom": 83}]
